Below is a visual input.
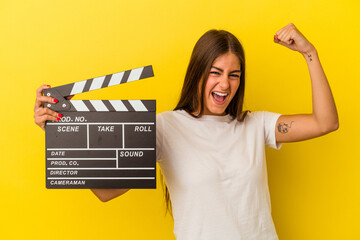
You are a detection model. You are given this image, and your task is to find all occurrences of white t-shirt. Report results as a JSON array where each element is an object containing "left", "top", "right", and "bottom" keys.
[{"left": 156, "top": 110, "right": 282, "bottom": 240}]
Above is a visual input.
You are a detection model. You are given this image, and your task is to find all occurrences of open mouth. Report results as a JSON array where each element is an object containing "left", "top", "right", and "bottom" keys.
[{"left": 211, "top": 91, "right": 229, "bottom": 105}]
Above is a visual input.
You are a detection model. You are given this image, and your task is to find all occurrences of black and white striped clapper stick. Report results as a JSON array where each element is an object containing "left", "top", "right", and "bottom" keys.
[{"left": 43, "top": 65, "right": 156, "bottom": 189}]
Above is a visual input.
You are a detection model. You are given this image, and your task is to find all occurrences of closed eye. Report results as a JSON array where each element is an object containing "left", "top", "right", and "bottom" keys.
[
  {"left": 229, "top": 74, "right": 240, "bottom": 78},
  {"left": 210, "top": 71, "right": 221, "bottom": 75}
]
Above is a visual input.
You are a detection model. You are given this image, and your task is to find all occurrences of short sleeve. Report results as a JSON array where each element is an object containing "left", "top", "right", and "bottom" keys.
[
  {"left": 156, "top": 113, "right": 164, "bottom": 161},
  {"left": 262, "top": 111, "right": 282, "bottom": 150}
]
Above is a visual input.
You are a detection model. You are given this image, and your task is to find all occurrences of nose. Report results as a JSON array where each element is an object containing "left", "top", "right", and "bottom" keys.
[{"left": 218, "top": 75, "right": 230, "bottom": 90}]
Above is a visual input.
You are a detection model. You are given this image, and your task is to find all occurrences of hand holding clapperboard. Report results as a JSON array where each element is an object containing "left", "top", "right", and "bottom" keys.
[{"left": 43, "top": 65, "right": 156, "bottom": 189}]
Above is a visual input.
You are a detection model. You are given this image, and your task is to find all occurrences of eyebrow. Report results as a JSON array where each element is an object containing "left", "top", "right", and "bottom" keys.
[{"left": 211, "top": 66, "right": 241, "bottom": 74}]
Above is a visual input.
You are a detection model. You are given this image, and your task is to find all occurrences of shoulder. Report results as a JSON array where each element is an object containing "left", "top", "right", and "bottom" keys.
[
  {"left": 157, "top": 110, "right": 184, "bottom": 129},
  {"left": 245, "top": 111, "right": 281, "bottom": 121},
  {"left": 157, "top": 110, "right": 175, "bottom": 121},
  {"left": 244, "top": 111, "right": 265, "bottom": 124},
  {"left": 157, "top": 110, "right": 190, "bottom": 122},
  {"left": 157, "top": 110, "right": 176, "bottom": 118},
  {"left": 244, "top": 111, "right": 282, "bottom": 128}
]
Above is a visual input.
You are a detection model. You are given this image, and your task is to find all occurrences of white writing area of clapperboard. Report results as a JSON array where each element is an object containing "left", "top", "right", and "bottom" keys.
[{"left": 44, "top": 65, "right": 156, "bottom": 189}]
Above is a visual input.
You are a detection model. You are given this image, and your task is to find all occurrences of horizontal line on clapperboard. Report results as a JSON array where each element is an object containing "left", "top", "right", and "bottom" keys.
[
  {"left": 47, "top": 148, "right": 155, "bottom": 151},
  {"left": 47, "top": 122, "right": 155, "bottom": 125},
  {"left": 47, "top": 168, "right": 155, "bottom": 170},
  {"left": 47, "top": 177, "right": 155, "bottom": 180},
  {"left": 47, "top": 158, "right": 116, "bottom": 160}
]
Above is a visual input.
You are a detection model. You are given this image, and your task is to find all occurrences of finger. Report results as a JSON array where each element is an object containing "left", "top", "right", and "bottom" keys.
[
  {"left": 34, "top": 108, "right": 62, "bottom": 129},
  {"left": 285, "top": 24, "right": 298, "bottom": 43},
  {"left": 35, "top": 84, "right": 52, "bottom": 110},
  {"left": 36, "top": 85, "right": 51, "bottom": 97},
  {"left": 275, "top": 30, "right": 285, "bottom": 42},
  {"left": 34, "top": 114, "right": 59, "bottom": 129},
  {"left": 282, "top": 30, "right": 293, "bottom": 45},
  {"left": 41, "top": 114, "right": 60, "bottom": 122},
  {"left": 278, "top": 27, "right": 291, "bottom": 42},
  {"left": 280, "top": 28, "right": 296, "bottom": 46},
  {"left": 273, "top": 34, "right": 280, "bottom": 43},
  {"left": 275, "top": 39, "right": 292, "bottom": 49},
  {"left": 35, "top": 107, "right": 59, "bottom": 118},
  {"left": 34, "top": 96, "right": 59, "bottom": 111},
  {"left": 276, "top": 25, "right": 287, "bottom": 37}
]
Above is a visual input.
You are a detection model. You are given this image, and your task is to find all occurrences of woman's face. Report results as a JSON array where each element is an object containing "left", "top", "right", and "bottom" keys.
[{"left": 202, "top": 51, "right": 241, "bottom": 116}]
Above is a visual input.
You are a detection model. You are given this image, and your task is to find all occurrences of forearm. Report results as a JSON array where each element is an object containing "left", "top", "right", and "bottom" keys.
[{"left": 303, "top": 48, "right": 339, "bottom": 132}]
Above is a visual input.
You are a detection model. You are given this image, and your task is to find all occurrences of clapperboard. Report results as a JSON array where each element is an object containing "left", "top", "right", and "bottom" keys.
[{"left": 43, "top": 65, "right": 156, "bottom": 189}]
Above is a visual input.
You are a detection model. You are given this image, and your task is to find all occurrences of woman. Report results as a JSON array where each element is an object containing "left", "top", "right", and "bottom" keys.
[{"left": 34, "top": 23, "right": 339, "bottom": 239}]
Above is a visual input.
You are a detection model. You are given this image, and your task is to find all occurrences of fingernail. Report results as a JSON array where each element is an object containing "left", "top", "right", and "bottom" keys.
[
  {"left": 58, "top": 113, "right": 63, "bottom": 118},
  {"left": 274, "top": 35, "right": 277, "bottom": 40},
  {"left": 53, "top": 99, "right": 59, "bottom": 103},
  {"left": 56, "top": 117, "right": 60, "bottom": 121},
  {"left": 46, "top": 85, "right": 51, "bottom": 88}
]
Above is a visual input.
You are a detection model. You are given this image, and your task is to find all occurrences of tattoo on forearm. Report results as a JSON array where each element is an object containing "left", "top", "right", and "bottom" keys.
[
  {"left": 277, "top": 121, "right": 294, "bottom": 134},
  {"left": 307, "top": 54, "right": 312, "bottom": 62}
]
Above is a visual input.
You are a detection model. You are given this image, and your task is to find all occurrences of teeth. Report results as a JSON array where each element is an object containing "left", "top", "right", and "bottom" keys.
[{"left": 213, "top": 92, "right": 228, "bottom": 97}]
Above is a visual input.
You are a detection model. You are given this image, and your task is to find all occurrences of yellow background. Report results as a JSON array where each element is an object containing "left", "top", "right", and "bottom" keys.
[{"left": 1, "top": 0, "right": 359, "bottom": 239}]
